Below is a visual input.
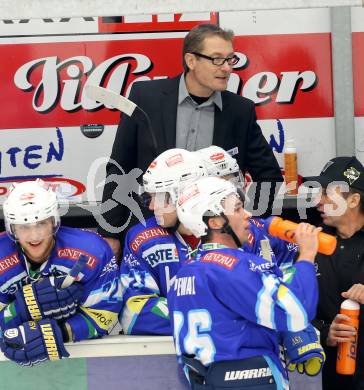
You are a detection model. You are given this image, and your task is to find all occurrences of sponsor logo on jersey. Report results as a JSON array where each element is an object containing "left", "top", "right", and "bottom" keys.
[
  {"left": 57, "top": 248, "right": 96, "bottom": 269},
  {"left": 100, "top": 256, "right": 118, "bottom": 276},
  {"left": 174, "top": 276, "right": 196, "bottom": 296},
  {"left": 80, "top": 307, "right": 118, "bottom": 330},
  {"left": 248, "top": 259, "right": 275, "bottom": 272},
  {"left": 143, "top": 243, "right": 179, "bottom": 268},
  {"left": 287, "top": 242, "right": 298, "bottom": 251},
  {"left": 130, "top": 227, "right": 170, "bottom": 253},
  {"left": 0, "top": 253, "right": 20, "bottom": 274},
  {"left": 123, "top": 253, "right": 140, "bottom": 267},
  {"left": 201, "top": 252, "right": 238, "bottom": 270},
  {"left": 247, "top": 233, "right": 255, "bottom": 246},
  {"left": 249, "top": 218, "right": 265, "bottom": 229},
  {"left": 225, "top": 367, "right": 272, "bottom": 381}
]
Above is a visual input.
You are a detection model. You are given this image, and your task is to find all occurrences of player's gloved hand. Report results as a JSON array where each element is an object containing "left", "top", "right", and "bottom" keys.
[
  {"left": 0, "top": 319, "right": 69, "bottom": 366},
  {"left": 13, "top": 276, "right": 83, "bottom": 322},
  {"left": 282, "top": 324, "right": 326, "bottom": 376}
]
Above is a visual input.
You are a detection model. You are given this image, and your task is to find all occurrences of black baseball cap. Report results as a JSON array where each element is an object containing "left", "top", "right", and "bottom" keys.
[{"left": 304, "top": 156, "right": 364, "bottom": 191}]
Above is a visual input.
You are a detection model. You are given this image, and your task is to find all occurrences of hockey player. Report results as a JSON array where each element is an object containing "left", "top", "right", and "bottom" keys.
[
  {"left": 119, "top": 146, "right": 294, "bottom": 336},
  {"left": 197, "top": 146, "right": 326, "bottom": 378},
  {"left": 195, "top": 145, "right": 244, "bottom": 188},
  {"left": 168, "top": 176, "right": 321, "bottom": 389},
  {"left": 0, "top": 179, "right": 121, "bottom": 366},
  {"left": 119, "top": 148, "right": 207, "bottom": 335},
  {"left": 196, "top": 145, "right": 297, "bottom": 269}
]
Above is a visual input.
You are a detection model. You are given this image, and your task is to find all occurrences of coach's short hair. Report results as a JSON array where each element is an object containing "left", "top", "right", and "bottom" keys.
[{"left": 183, "top": 24, "right": 234, "bottom": 73}]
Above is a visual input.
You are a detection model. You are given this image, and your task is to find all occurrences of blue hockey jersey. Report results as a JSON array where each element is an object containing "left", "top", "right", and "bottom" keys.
[
  {"left": 119, "top": 217, "right": 193, "bottom": 335},
  {"left": 119, "top": 217, "right": 298, "bottom": 335},
  {"left": 167, "top": 246, "right": 318, "bottom": 389},
  {"left": 243, "top": 218, "right": 298, "bottom": 272},
  {"left": 0, "top": 227, "right": 121, "bottom": 342}
]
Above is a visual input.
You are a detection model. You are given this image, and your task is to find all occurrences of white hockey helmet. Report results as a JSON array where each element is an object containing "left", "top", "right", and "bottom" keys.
[
  {"left": 3, "top": 179, "right": 60, "bottom": 240},
  {"left": 177, "top": 176, "right": 240, "bottom": 237},
  {"left": 195, "top": 145, "right": 244, "bottom": 188},
  {"left": 141, "top": 148, "right": 207, "bottom": 206}
]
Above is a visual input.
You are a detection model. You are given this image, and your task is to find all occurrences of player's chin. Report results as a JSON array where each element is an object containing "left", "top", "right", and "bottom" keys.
[
  {"left": 242, "top": 224, "right": 250, "bottom": 234},
  {"left": 239, "top": 231, "right": 249, "bottom": 245},
  {"left": 24, "top": 244, "right": 46, "bottom": 260},
  {"left": 155, "top": 214, "right": 171, "bottom": 227}
]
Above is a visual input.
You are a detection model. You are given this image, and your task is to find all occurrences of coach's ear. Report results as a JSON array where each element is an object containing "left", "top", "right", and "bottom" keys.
[
  {"left": 185, "top": 52, "right": 197, "bottom": 72},
  {"left": 347, "top": 192, "right": 360, "bottom": 209}
]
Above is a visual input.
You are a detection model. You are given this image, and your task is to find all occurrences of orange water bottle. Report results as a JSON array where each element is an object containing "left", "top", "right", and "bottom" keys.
[
  {"left": 264, "top": 216, "right": 337, "bottom": 255},
  {"left": 284, "top": 139, "right": 298, "bottom": 195},
  {"left": 336, "top": 299, "right": 360, "bottom": 375}
]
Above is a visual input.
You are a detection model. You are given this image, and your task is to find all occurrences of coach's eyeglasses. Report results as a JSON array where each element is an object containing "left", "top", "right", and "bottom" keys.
[{"left": 191, "top": 52, "right": 239, "bottom": 66}]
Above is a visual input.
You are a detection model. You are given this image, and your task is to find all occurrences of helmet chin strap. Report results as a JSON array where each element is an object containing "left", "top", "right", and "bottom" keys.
[{"left": 220, "top": 214, "right": 242, "bottom": 248}]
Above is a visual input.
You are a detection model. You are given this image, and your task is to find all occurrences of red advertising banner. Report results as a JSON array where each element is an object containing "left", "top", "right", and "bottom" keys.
[
  {"left": 0, "top": 32, "right": 333, "bottom": 130},
  {"left": 352, "top": 32, "right": 364, "bottom": 116},
  {"left": 0, "top": 38, "right": 184, "bottom": 129},
  {"left": 98, "top": 13, "right": 219, "bottom": 33},
  {"left": 234, "top": 33, "right": 333, "bottom": 120}
]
